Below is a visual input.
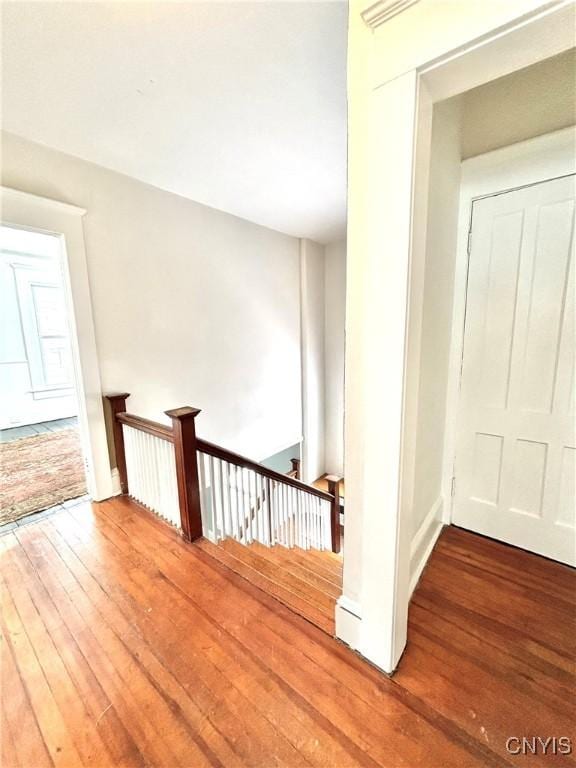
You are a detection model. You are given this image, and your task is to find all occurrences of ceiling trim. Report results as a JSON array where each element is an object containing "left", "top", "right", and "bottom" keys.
[
  {"left": 361, "top": 0, "right": 419, "bottom": 30},
  {"left": 1, "top": 187, "right": 87, "bottom": 218}
]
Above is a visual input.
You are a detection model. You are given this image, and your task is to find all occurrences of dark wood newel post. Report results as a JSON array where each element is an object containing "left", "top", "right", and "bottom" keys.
[
  {"left": 326, "top": 474, "right": 343, "bottom": 554},
  {"left": 290, "top": 458, "right": 301, "bottom": 480},
  {"left": 165, "top": 407, "right": 203, "bottom": 542},
  {"left": 105, "top": 393, "right": 131, "bottom": 494}
]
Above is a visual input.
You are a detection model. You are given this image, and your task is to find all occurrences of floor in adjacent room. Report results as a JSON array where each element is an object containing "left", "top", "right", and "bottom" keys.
[
  {"left": 1, "top": 496, "right": 574, "bottom": 767},
  {"left": 0, "top": 417, "right": 87, "bottom": 527}
]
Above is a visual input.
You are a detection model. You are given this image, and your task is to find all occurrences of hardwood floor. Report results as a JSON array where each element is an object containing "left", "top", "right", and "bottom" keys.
[
  {"left": 197, "top": 537, "right": 342, "bottom": 635},
  {"left": 1, "top": 496, "right": 574, "bottom": 767}
]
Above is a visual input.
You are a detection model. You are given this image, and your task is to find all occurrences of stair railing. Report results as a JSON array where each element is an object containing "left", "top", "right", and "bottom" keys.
[{"left": 105, "top": 393, "right": 342, "bottom": 552}]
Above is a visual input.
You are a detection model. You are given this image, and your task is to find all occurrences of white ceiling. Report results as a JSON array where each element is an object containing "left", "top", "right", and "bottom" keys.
[{"left": 1, "top": 1, "right": 347, "bottom": 244}]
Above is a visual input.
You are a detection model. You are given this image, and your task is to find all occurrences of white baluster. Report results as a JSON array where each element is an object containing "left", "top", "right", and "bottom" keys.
[
  {"left": 213, "top": 458, "right": 222, "bottom": 540},
  {"left": 252, "top": 472, "right": 259, "bottom": 544},
  {"left": 280, "top": 482, "right": 286, "bottom": 545},
  {"left": 289, "top": 486, "right": 295, "bottom": 547},
  {"left": 306, "top": 492, "right": 312, "bottom": 550},
  {"left": 266, "top": 477, "right": 272, "bottom": 546},
  {"left": 240, "top": 468, "right": 248, "bottom": 543},
  {"left": 235, "top": 465, "right": 242, "bottom": 542},
  {"left": 271, "top": 479, "right": 278, "bottom": 545},
  {"left": 297, "top": 488, "right": 303, "bottom": 548},
  {"left": 198, "top": 451, "right": 208, "bottom": 535},
  {"left": 222, "top": 461, "right": 231, "bottom": 539},
  {"left": 208, "top": 456, "right": 217, "bottom": 541}
]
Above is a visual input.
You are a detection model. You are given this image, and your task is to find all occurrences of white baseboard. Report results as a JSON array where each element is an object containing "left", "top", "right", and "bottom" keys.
[
  {"left": 110, "top": 467, "right": 122, "bottom": 496},
  {"left": 409, "top": 496, "right": 444, "bottom": 596},
  {"left": 335, "top": 595, "right": 362, "bottom": 649}
]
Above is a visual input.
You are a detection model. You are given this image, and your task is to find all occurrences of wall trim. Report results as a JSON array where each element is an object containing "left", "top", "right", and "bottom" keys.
[
  {"left": 1, "top": 187, "right": 86, "bottom": 218},
  {"left": 335, "top": 595, "right": 362, "bottom": 649},
  {"left": 409, "top": 496, "right": 443, "bottom": 596},
  {"left": 361, "top": 0, "right": 419, "bottom": 30}
]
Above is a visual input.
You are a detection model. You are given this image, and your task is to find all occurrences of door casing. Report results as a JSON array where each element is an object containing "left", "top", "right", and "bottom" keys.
[
  {"left": 340, "top": 1, "right": 575, "bottom": 674},
  {"left": 1, "top": 187, "right": 114, "bottom": 502}
]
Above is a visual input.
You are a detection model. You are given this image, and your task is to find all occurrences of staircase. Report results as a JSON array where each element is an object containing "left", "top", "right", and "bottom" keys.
[
  {"left": 105, "top": 391, "right": 344, "bottom": 634},
  {"left": 197, "top": 537, "right": 342, "bottom": 634},
  {"left": 105, "top": 392, "right": 344, "bottom": 554}
]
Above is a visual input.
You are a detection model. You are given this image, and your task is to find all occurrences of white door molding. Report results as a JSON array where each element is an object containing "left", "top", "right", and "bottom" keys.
[
  {"left": 342, "top": 0, "right": 574, "bottom": 673},
  {"left": 1, "top": 186, "right": 113, "bottom": 501},
  {"left": 442, "top": 127, "right": 576, "bottom": 527}
]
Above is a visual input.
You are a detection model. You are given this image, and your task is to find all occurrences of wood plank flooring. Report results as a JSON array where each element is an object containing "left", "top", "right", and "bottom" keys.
[
  {"left": 1, "top": 496, "right": 574, "bottom": 767},
  {"left": 197, "top": 538, "right": 342, "bottom": 634}
]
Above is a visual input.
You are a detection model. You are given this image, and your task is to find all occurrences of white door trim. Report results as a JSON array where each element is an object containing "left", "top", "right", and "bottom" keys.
[
  {"left": 442, "top": 127, "right": 576, "bottom": 525},
  {"left": 342, "top": 0, "right": 574, "bottom": 673},
  {"left": 1, "top": 186, "right": 114, "bottom": 501}
]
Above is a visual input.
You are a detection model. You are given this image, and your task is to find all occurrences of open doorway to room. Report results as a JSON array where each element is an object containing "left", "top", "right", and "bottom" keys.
[
  {"left": 416, "top": 49, "right": 576, "bottom": 569},
  {"left": 0, "top": 224, "right": 89, "bottom": 529}
]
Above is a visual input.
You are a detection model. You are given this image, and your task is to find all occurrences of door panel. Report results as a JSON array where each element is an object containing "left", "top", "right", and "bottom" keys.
[{"left": 453, "top": 175, "right": 575, "bottom": 565}]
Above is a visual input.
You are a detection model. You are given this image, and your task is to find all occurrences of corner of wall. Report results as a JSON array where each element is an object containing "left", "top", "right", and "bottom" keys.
[
  {"left": 323, "top": 239, "right": 347, "bottom": 476},
  {"left": 299, "top": 238, "right": 327, "bottom": 482}
]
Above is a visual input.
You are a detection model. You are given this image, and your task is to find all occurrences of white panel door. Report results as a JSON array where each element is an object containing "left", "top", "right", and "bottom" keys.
[{"left": 453, "top": 174, "right": 575, "bottom": 565}]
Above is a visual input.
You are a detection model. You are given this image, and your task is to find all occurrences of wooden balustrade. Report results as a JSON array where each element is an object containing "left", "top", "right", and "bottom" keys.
[
  {"left": 104, "top": 392, "right": 342, "bottom": 552},
  {"left": 196, "top": 438, "right": 332, "bottom": 502}
]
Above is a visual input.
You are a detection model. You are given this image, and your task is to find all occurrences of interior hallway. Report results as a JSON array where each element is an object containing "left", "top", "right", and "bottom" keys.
[{"left": 1, "top": 496, "right": 574, "bottom": 767}]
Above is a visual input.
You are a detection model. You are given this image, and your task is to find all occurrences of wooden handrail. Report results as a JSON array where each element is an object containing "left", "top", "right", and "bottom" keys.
[
  {"left": 196, "top": 438, "right": 333, "bottom": 502},
  {"left": 117, "top": 412, "right": 174, "bottom": 442},
  {"left": 107, "top": 406, "right": 332, "bottom": 503},
  {"left": 105, "top": 391, "right": 341, "bottom": 551}
]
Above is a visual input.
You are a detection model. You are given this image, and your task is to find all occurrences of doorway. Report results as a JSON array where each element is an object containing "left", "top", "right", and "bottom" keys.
[
  {"left": 0, "top": 224, "right": 88, "bottom": 526},
  {"left": 452, "top": 174, "right": 575, "bottom": 565}
]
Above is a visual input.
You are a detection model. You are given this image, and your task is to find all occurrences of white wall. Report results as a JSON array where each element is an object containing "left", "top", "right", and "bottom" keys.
[
  {"left": 300, "top": 237, "right": 347, "bottom": 482},
  {"left": 461, "top": 48, "right": 576, "bottom": 159},
  {"left": 300, "top": 238, "right": 326, "bottom": 482},
  {"left": 2, "top": 131, "right": 303, "bottom": 462},
  {"left": 324, "top": 239, "right": 346, "bottom": 475}
]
